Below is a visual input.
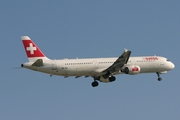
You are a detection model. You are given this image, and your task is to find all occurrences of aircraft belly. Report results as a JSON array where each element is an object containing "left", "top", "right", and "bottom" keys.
[{"left": 35, "top": 67, "right": 54, "bottom": 75}]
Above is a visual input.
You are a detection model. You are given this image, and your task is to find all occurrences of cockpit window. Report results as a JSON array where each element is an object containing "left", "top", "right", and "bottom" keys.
[{"left": 166, "top": 59, "right": 170, "bottom": 61}]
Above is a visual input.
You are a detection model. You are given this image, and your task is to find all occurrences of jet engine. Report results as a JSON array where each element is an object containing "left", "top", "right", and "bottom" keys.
[{"left": 123, "top": 65, "right": 140, "bottom": 75}]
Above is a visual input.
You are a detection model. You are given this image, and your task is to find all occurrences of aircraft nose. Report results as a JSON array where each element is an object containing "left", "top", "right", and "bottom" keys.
[{"left": 170, "top": 62, "right": 175, "bottom": 69}]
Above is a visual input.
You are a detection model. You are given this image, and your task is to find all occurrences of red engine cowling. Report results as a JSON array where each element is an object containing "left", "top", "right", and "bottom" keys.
[{"left": 123, "top": 65, "right": 140, "bottom": 75}]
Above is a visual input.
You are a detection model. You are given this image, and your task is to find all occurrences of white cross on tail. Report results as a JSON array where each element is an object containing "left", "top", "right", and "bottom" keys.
[{"left": 26, "top": 43, "right": 37, "bottom": 54}]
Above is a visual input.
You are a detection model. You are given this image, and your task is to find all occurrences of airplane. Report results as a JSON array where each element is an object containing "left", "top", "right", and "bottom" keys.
[{"left": 20, "top": 36, "right": 175, "bottom": 87}]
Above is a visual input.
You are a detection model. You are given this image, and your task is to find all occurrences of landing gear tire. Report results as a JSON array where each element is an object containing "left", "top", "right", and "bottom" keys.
[
  {"left": 158, "top": 77, "right": 162, "bottom": 81},
  {"left": 92, "top": 81, "right": 99, "bottom": 87},
  {"left": 156, "top": 72, "right": 162, "bottom": 81},
  {"left": 109, "top": 76, "right": 116, "bottom": 82}
]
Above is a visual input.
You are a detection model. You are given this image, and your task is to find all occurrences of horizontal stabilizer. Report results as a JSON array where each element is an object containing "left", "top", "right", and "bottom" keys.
[{"left": 31, "top": 59, "right": 43, "bottom": 67}]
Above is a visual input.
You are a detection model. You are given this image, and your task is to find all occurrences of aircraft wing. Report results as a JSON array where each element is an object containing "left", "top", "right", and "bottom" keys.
[{"left": 102, "top": 49, "right": 131, "bottom": 74}]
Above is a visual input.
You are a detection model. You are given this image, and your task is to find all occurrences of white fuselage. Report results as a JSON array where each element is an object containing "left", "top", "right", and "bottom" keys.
[
  {"left": 22, "top": 56, "right": 174, "bottom": 77},
  {"left": 20, "top": 36, "right": 175, "bottom": 87}
]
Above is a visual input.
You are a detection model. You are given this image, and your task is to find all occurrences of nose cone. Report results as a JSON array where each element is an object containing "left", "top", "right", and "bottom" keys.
[{"left": 169, "top": 62, "right": 175, "bottom": 70}]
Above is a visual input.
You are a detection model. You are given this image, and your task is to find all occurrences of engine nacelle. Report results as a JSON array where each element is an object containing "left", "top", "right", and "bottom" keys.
[{"left": 123, "top": 65, "right": 140, "bottom": 75}]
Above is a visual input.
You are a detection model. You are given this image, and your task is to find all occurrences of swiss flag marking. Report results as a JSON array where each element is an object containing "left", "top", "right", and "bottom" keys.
[
  {"left": 22, "top": 40, "right": 45, "bottom": 58},
  {"left": 26, "top": 43, "right": 37, "bottom": 54}
]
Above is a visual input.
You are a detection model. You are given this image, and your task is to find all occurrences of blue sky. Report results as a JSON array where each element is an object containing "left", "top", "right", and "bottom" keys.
[{"left": 0, "top": 0, "right": 180, "bottom": 120}]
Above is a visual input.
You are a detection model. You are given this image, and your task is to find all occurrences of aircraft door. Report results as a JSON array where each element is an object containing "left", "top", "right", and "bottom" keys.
[
  {"left": 160, "top": 61, "right": 164, "bottom": 66},
  {"left": 93, "top": 60, "right": 99, "bottom": 69},
  {"left": 52, "top": 60, "right": 57, "bottom": 70}
]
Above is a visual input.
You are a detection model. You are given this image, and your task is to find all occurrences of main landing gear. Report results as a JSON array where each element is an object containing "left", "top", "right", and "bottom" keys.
[
  {"left": 156, "top": 72, "right": 162, "bottom": 81},
  {"left": 91, "top": 76, "right": 116, "bottom": 87},
  {"left": 92, "top": 80, "right": 99, "bottom": 87},
  {"left": 109, "top": 76, "right": 116, "bottom": 82}
]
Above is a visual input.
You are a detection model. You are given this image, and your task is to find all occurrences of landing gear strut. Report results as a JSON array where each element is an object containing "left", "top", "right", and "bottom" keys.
[
  {"left": 156, "top": 72, "right": 162, "bottom": 81},
  {"left": 91, "top": 81, "right": 99, "bottom": 87}
]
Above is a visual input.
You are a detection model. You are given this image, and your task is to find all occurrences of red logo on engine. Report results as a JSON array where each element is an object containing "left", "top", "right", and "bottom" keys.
[{"left": 132, "top": 67, "right": 139, "bottom": 71}]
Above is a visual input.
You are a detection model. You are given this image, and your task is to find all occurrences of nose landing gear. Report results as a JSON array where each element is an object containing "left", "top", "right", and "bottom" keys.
[{"left": 156, "top": 72, "right": 162, "bottom": 81}]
